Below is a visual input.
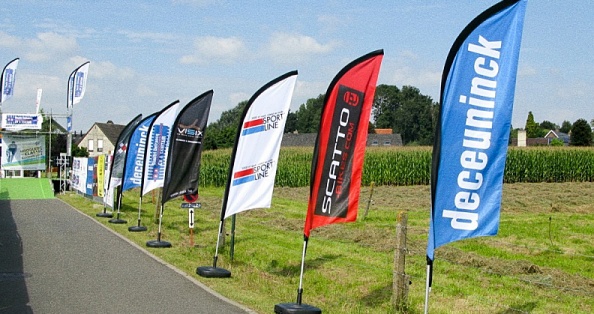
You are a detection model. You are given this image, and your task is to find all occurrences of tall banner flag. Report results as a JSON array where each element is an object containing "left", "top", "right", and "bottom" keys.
[
  {"left": 162, "top": 91, "right": 212, "bottom": 203},
  {"left": 223, "top": 71, "right": 297, "bottom": 219},
  {"left": 102, "top": 114, "right": 143, "bottom": 222},
  {"left": 36, "top": 88, "right": 42, "bottom": 114},
  {"left": 108, "top": 114, "right": 143, "bottom": 190},
  {"left": 67, "top": 61, "right": 90, "bottom": 108},
  {"left": 141, "top": 100, "right": 181, "bottom": 196},
  {"left": 123, "top": 113, "right": 157, "bottom": 191},
  {"left": 304, "top": 50, "right": 383, "bottom": 238},
  {"left": 1, "top": 58, "right": 19, "bottom": 105},
  {"left": 424, "top": 0, "right": 526, "bottom": 312},
  {"left": 275, "top": 51, "right": 383, "bottom": 312},
  {"left": 197, "top": 72, "right": 297, "bottom": 279}
]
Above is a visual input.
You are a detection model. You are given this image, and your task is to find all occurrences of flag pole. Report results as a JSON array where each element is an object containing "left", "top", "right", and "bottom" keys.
[
  {"left": 213, "top": 220, "right": 224, "bottom": 267},
  {"left": 108, "top": 185, "right": 126, "bottom": 224},
  {"left": 129, "top": 196, "right": 147, "bottom": 232},
  {"left": 196, "top": 214, "right": 231, "bottom": 278},
  {"left": 230, "top": 214, "right": 236, "bottom": 261},
  {"left": 147, "top": 190, "right": 171, "bottom": 248},
  {"left": 274, "top": 236, "right": 321, "bottom": 313},
  {"left": 296, "top": 237, "right": 308, "bottom": 304},
  {"left": 424, "top": 257, "right": 433, "bottom": 314},
  {"left": 98, "top": 185, "right": 113, "bottom": 218}
]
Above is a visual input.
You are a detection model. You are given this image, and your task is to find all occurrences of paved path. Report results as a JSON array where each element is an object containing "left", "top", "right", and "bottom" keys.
[{"left": 0, "top": 199, "right": 254, "bottom": 314}]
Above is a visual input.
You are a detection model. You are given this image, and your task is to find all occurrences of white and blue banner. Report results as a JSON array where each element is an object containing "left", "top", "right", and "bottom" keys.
[
  {"left": 1, "top": 58, "right": 19, "bottom": 104},
  {"left": 123, "top": 113, "right": 157, "bottom": 191},
  {"left": 427, "top": 0, "right": 526, "bottom": 261},
  {"left": 1, "top": 113, "right": 43, "bottom": 131},
  {"left": 67, "top": 61, "right": 90, "bottom": 108},
  {"left": 85, "top": 157, "right": 96, "bottom": 196},
  {"left": 141, "top": 100, "right": 180, "bottom": 196},
  {"left": 71, "top": 157, "right": 88, "bottom": 194},
  {"left": 222, "top": 71, "right": 297, "bottom": 219}
]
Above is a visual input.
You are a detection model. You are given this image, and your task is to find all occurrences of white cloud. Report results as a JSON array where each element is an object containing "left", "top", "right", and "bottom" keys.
[
  {"left": 180, "top": 36, "right": 246, "bottom": 64},
  {"left": 0, "top": 31, "right": 21, "bottom": 48},
  {"left": 25, "top": 32, "right": 78, "bottom": 62},
  {"left": 389, "top": 66, "right": 441, "bottom": 88},
  {"left": 136, "top": 83, "right": 160, "bottom": 97},
  {"left": 85, "top": 60, "right": 135, "bottom": 80},
  {"left": 118, "top": 30, "right": 180, "bottom": 44},
  {"left": 265, "top": 32, "right": 336, "bottom": 64}
]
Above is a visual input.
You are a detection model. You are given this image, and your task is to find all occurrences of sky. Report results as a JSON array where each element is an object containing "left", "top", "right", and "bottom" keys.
[{"left": 0, "top": 0, "right": 592, "bottom": 133}]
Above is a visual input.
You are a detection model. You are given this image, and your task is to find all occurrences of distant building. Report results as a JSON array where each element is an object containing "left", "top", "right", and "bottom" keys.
[
  {"left": 511, "top": 129, "right": 569, "bottom": 146},
  {"left": 77, "top": 120, "right": 126, "bottom": 157},
  {"left": 374, "top": 128, "right": 393, "bottom": 135},
  {"left": 544, "top": 130, "right": 570, "bottom": 145}
]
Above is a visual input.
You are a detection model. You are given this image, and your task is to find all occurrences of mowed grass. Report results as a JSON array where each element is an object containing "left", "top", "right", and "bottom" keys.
[{"left": 59, "top": 182, "right": 594, "bottom": 314}]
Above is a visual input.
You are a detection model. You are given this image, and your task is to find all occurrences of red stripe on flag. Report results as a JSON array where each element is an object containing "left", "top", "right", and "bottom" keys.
[
  {"left": 234, "top": 168, "right": 254, "bottom": 178},
  {"left": 243, "top": 118, "right": 264, "bottom": 128}
]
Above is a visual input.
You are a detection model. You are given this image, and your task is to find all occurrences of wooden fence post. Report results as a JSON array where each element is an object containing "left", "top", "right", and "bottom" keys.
[{"left": 392, "top": 211, "right": 410, "bottom": 310}]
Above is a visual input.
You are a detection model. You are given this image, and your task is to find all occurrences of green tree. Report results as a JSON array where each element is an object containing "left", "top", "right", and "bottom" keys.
[
  {"left": 539, "top": 120, "right": 558, "bottom": 131},
  {"left": 294, "top": 94, "right": 324, "bottom": 133},
  {"left": 560, "top": 120, "right": 572, "bottom": 133},
  {"left": 524, "top": 111, "right": 544, "bottom": 138},
  {"left": 203, "top": 101, "right": 248, "bottom": 149},
  {"left": 372, "top": 84, "right": 436, "bottom": 145},
  {"left": 71, "top": 145, "right": 89, "bottom": 157},
  {"left": 372, "top": 84, "right": 401, "bottom": 130},
  {"left": 550, "top": 138, "right": 564, "bottom": 146},
  {"left": 569, "top": 119, "right": 592, "bottom": 146},
  {"left": 284, "top": 110, "right": 297, "bottom": 133}
]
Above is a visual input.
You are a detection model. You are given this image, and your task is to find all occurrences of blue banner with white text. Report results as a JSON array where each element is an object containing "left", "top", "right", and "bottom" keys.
[
  {"left": 427, "top": 0, "right": 526, "bottom": 260},
  {"left": 123, "top": 113, "right": 157, "bottom": 191}
]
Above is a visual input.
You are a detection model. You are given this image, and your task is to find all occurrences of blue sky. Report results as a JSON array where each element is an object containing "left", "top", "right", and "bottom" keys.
[{"left": 1, "top": 0, "right": 592, "bottom": 133}]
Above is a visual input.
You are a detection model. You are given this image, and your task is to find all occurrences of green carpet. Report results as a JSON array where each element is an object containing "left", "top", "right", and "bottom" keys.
[{"left": 0, "top": 178, "right": 55, "bottom": 200}]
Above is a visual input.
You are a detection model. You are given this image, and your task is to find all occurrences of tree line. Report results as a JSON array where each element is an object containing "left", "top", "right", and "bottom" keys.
[
  {"left": 204, "top": 83, "right": 594, "bottom": 149},
  {"left": 204, "top": 84, "right": 438, "bottom": 149}
]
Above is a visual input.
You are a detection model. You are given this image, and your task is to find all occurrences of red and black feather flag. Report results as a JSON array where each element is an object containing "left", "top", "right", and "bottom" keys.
[{"left": 304, "top": 50, "right": 383, "bottom": 238}]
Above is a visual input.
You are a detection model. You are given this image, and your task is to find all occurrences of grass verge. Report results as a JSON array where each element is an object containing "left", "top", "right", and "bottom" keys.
[{"left": 59, "top": 182, "right": 594, "bottom": 313}]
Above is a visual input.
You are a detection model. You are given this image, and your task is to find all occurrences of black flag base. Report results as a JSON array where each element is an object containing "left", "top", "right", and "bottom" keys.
[
  {"left": 128, "top": 225, "right": 147, "bottom": 232},
  {"left": 196, "top": 266, "right": 231, "bottom": 278},
  {"left": 108, "top": 218, "right": 127, "bottom": 224},
  {"left": 146, "top": 240, "right": 171, "bottom": 248},
  {"left": 96, "top": 212, "right": 113, "bottom": 218},
  {"left": 274, "top": 303, "right": 321, "bottom": 314}
]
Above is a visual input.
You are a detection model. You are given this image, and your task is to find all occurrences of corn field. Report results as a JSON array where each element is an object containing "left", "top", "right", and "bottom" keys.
[{"left": 198, "top": 146, "right": 594, "bottom": 188}]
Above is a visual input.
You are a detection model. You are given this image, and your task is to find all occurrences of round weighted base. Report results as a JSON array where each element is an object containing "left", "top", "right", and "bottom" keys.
[
  {"left": 128, "top": 225, "right": 147, "bottom": 232},
  {"left": 196, "top": 266, "right": 231, "bottom": 278},
  {"left": 146, "top": 240, "right": 171, "bottom": 248},
  {"left": 274, "top": 303, "right": 321, "bottom": 314},
  {"left": 96, "top": 212, "right": 113, "bottom": 218},
  {"left": 108, "top": 218, "right": 127, "bottom": 224}
]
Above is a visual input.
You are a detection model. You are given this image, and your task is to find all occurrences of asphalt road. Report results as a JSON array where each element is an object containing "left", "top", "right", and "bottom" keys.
[{"left": 0, "top": 199, "right": 254, "bottom": 314}]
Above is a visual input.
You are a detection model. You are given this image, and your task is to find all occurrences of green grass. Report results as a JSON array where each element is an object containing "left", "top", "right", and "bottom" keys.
[
  {"left": 0, "top": 178, "right": 55, "bottom": 199},
  {"left": 59, "top": 182, "right": 594, "bottom": 313}
]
